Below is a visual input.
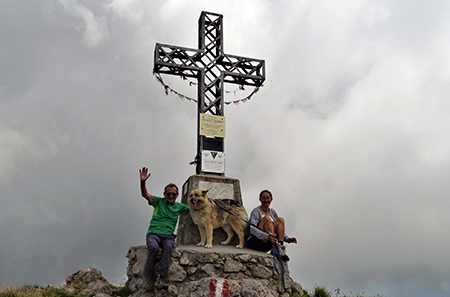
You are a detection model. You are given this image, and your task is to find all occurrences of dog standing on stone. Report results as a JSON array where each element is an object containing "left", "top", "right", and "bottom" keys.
[{"left": 188, "top": 189, "right": 248, "bottom": 249}]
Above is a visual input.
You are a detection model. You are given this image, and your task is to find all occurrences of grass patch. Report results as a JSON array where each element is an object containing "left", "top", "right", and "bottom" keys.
[
  {"left": 312, "top": 286, "right": 332, "bottom": 297},
  {"left": 0, "top": 287, "right": 82, "bottom": 297},
  {"left": 0, "top": 285, "right": 132, "bottom": 297},
  {"left": 111, "top": 286, "right": 132, "bottom": 297},
  {"left": 297, "top": 286, "right": 383, "bottom": 297}
]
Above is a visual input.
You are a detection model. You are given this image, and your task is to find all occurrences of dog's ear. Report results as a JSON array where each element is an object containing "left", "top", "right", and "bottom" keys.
[{"left": 202, "top": 189, "right": 209, "bottom": 196}]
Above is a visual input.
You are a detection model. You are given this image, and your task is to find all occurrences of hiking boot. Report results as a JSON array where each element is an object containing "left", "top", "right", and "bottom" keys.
[
  {"left": 154, "top": 274, "right": 168, "bottom": 289},
  {"left": 271, "top": 243, "right": 290, "bottom": 262},
  {"left": 279, "top": 244, "right": 290, "bottom": 262}
]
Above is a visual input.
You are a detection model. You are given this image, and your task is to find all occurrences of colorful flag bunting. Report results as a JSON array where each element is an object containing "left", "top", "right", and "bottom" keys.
[{"left": 154, "top": 73, "right": 261, "bottom": 105}]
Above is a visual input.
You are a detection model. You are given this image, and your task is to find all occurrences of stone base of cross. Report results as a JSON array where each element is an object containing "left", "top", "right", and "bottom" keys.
[
  {"left": 154, "top": 11, "right": 265, "bottom": 175},
  {"left": 176, "top": 174, "right": 244, "bottom": 246}
]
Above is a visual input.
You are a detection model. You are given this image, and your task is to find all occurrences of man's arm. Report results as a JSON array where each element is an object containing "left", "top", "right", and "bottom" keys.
[{"left": 139, "top": 167, "right": 154, "bottom": 204}]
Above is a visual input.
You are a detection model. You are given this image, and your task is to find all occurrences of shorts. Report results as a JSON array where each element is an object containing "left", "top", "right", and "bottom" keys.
[{"left": 247, "top": 236, "right": 273, "bottom": 253}]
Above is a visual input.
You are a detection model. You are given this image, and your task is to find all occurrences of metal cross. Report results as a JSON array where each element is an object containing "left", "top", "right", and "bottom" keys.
[{"left": 154, "top": 11, "right": 265, "bottom": 175}]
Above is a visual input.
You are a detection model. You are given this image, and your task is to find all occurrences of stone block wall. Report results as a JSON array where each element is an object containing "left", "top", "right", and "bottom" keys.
[{"left": 126, "top": 245, "right": 302, "bottom": 297}]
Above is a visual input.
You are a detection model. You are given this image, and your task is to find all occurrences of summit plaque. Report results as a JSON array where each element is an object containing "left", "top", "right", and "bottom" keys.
[{"left": 200, "top": 113, "right": 225, "bottom": 138}]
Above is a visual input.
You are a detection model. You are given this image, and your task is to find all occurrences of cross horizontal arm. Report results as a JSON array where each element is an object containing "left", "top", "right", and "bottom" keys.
[
  {"left": 219, "top": 54, "right": 265, "bottom": 87},
  {"left": 154, "top": 43, "right": 203, "bottom": 78},
  {"left": 155, "top": 43, "right": 265, "bottom": 86}
]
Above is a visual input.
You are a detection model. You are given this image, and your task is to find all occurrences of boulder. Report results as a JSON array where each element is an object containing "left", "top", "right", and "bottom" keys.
[{"left": 65, "top": 267, "right": 113, "bottom": 296}]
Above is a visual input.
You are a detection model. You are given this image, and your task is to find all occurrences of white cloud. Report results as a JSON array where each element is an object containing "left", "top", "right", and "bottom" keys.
[
  {"left": 106, "top": 0, "right": 143, "bottom": 23},
  {"left": 58, "top": 0, "right": 109, "bottom": 47}
]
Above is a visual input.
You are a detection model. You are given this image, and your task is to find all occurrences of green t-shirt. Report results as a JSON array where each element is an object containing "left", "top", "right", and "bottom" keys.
[{"left": 147, "top": 196, "right": 190, "bottom": 235}]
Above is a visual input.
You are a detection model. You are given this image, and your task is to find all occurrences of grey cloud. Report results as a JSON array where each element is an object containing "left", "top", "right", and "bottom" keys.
[{"left": 2, "top": 1, "right": 450, "bottom": 297}]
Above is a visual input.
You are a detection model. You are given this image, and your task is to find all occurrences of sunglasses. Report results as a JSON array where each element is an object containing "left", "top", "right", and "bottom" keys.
[{"left": 165, "top": 192, "right": 177, "bottom": 197}]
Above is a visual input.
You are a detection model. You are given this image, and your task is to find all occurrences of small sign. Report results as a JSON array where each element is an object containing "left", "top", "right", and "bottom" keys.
[
  {"left": 201, "top": 150, "right": 225, "bottom": 174},
  {"left": 200, "top": 113, "right": 225, "bottom": 138}
]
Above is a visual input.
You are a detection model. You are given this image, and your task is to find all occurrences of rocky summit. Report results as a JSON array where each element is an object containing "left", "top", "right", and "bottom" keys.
[
  {"left": 125, "top": 245, "right": 303, "bottom": 297},
  {"left": 60, "top": 245, "right": 303, "bottom": 297}
]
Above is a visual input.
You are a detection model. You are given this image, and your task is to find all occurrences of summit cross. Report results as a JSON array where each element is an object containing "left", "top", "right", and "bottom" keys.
[{"left": 154, "top": 11, "right": 265, "bottom": 175}]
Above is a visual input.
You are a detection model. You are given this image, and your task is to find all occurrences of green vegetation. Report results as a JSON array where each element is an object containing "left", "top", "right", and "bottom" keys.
[
  {"left": 0, "top": 287, "right": 82, "bottom": 297},
  {"left": 291, "top": 284, "right": 305, "bottom": 297},
  {"left": 290, "top": 285, "right": 383, "bottom": 297},
  {"left": 1, "top": 284, "right": 380, "bottom": 297},
  {"left": 313, "top": 286, "right": 332, "bottom": 297},
  {"left": 110, "top": 286, "right": 132, "bottom": 297},
  {"left": 0, "top": 285, "right": 132, "bottom": 297}
]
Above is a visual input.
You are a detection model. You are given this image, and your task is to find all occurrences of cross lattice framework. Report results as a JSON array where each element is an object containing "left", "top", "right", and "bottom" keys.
[{"left": 154, "top": 11, "right": 265, "bottom": 175}]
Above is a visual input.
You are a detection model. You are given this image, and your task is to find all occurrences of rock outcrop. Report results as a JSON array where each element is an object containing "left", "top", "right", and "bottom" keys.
[
  {"left": 125, "top": 245, "right": 303, "bottom": 297},
  {"left": 64, "top": 267, "right": 115, "bottom": 297}
]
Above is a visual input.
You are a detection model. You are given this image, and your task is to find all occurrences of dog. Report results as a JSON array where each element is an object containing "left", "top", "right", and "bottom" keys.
[{"left": 188, "top": 189, "right": 248, "bottom": 249}]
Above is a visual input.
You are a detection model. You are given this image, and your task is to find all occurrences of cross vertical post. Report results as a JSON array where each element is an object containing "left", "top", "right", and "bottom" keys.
[{"left": 154, "top": 11, "right": 265, "bottom": 175}]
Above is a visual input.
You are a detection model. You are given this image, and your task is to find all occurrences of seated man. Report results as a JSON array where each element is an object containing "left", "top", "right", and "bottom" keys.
[
  {"left": 139, "top": 167, "right": 189, "bottom": 289},
  {"left": 247, "top": 190, "right": 297, "bottom": 261}
]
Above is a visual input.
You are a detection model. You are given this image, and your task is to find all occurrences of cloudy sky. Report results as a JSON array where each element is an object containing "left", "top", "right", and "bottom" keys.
[{"left": 1, "top": 0, "right": 450, "bottom": 296}]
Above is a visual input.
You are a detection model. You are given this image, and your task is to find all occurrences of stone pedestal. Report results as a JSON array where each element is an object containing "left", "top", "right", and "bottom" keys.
[
  {"left": 176, "top": 174, "right": 244, "bottom": 246},
  {"left": 125, "top": 245, "right": 302, "bottom": 297}
]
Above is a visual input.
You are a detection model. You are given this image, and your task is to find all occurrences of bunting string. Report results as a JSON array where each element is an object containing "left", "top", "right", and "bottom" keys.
[
  {"left": 155, "top": 73, "right": 198, "bottom": 103},
  {"left": 180, "top": 75, "right": 247, "bottom": 95},
  {"left": 154, "top": 73, "right": 261, "bottom": 105}
]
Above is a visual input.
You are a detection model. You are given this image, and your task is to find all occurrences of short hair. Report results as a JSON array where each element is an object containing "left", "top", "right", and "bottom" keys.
[
  {"left": 164, "top": 183, "right": 179, "bottom": 194},
  {"left": 259, "top": 189, "right": 273, "bottom": 200}
]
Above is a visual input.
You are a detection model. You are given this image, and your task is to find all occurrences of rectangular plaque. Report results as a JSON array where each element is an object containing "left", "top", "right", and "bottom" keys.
[
  {"left": 201, "top": 150, "right": 225, "bottom": 174},
  {"left": 198, "top": 181, "right": 234, "bottom": 200},
  {"left": 200, "top": 113, "right": 225, "bottom": 138}
]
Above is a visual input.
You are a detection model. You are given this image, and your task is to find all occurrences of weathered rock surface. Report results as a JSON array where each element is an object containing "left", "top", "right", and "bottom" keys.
[
  {"left": 65, "top": 267, "right": 113, "bottom": 297},
  {"left": 126, "top": 245, "right": 303, "bottom": 297}
]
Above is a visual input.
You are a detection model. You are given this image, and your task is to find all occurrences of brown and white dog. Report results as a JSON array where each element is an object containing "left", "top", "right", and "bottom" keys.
[{"left": 188, "top": 189, "right": 248, "bottom": 248}]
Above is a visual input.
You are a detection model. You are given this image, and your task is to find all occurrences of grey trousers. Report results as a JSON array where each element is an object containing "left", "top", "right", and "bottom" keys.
[{"left": 144, "top": 232, "right": 176, "bottom": 279}]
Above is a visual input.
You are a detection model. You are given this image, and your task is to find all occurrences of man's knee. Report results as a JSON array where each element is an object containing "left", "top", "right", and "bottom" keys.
[
  {"left": 147, "top": 238, "right": 160, "bottom": 251},
  {"left": 161, "top": 238, "right": 175, "bottom": 251}
]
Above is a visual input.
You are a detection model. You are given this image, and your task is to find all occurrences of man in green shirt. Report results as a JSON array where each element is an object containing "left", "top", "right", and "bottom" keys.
[{"left": 139, "top": 167, "right": 189, "bottom": 288}]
